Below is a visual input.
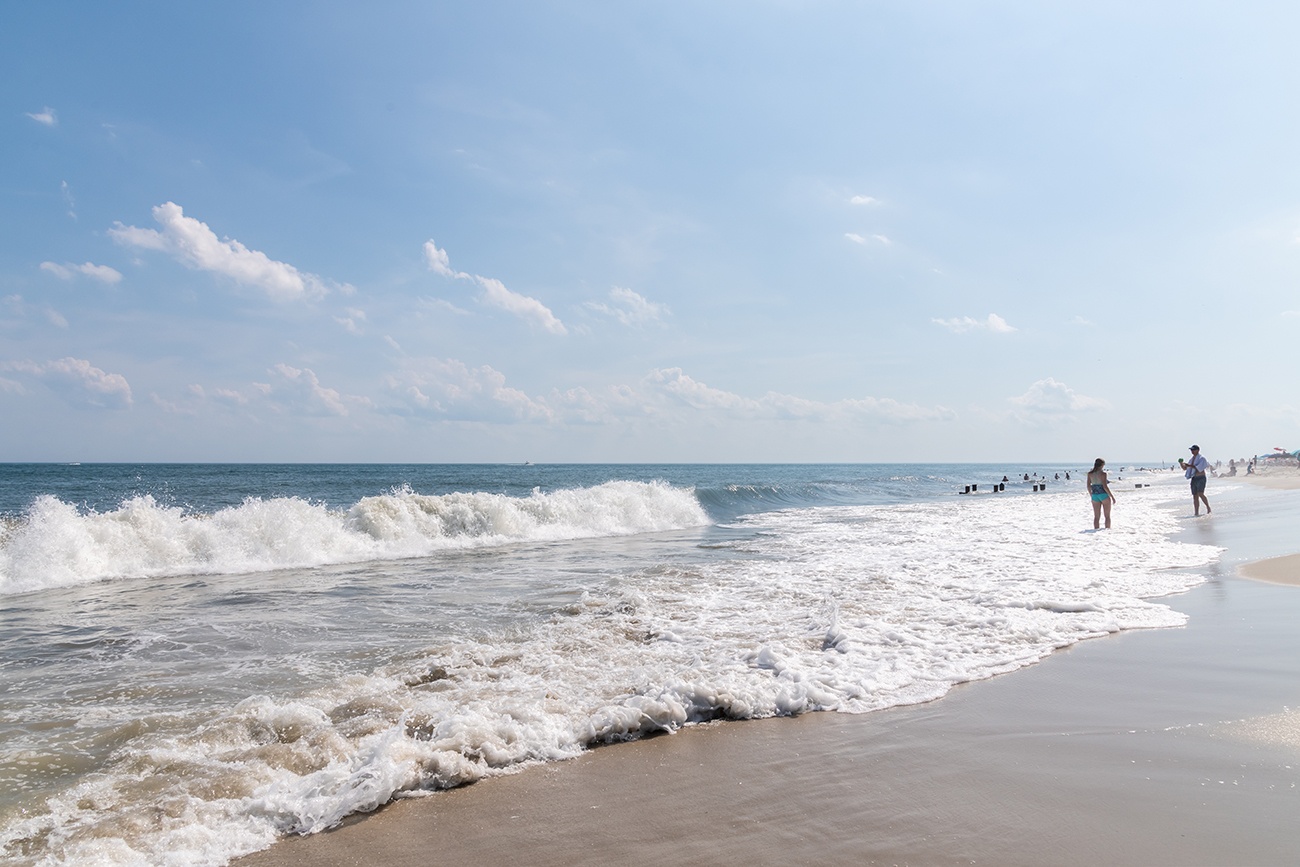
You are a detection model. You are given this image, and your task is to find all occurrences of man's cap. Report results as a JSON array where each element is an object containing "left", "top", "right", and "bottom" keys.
[{"left": 1189, "top": 445, "right": 1200, "bottom": 450}]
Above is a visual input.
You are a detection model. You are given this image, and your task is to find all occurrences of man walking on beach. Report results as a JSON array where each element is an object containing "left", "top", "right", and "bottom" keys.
[{"left": 1179, "top": 445, "right": 1211, "bottom": 516}]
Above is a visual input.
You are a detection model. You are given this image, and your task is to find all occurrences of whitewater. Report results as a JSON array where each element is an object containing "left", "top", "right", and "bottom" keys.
[{"left": 0, "top": 463, "right": 1218, "bottom": 866}]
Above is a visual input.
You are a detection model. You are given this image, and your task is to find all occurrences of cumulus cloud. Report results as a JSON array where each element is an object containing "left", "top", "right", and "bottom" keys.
[
  {"left": 474, "top": 276, "right": 567, "bottom": 334},
  {"left": 646, "top": 368, "right": 762, "bottom": 414},
  {"left": 268, "top": 364, "right": 351, "bottom": 415},
  {"left": 109, "top": 202, "right": 341, "bottom": 301},
  {"left": 1, "top": 357, "right": 132, "bottom": 408},
  {"left": 385, "top": 363, "right": 951, "bottom": 427},
  {"left": 422, "top": 240, "right": 468, "bottom": 279},
  {"left": 644, "top": 368, "right": 953, "bottom": 424},
  {"left": 26, "top": 107, "right": 56, "bottom": 126},
  {"left": 424, "top": 238, "right": 566, "bottom": 334},
  {"left": 387, "top": 356, "right": 553, "bottom": 421},
  {"left": 155, "top": 368, "right": 367, "bottom": 418},
  {"left": 850, "top": 195, "right": 879, "bottom": 205},
  {"left": 40, "top": 261, "right": 123, "bottom": 284},
  {"left": 932, "top": 313, "right": 1017, "bottom": 334},
  {"left": 584, "top": 287, "right": 669, "bottom": 326},
  {"left": 1009, "top": 377, "right": 1109, "bottom": 422}
]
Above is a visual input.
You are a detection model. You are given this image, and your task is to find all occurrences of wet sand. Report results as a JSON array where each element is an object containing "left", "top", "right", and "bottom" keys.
[{"left": 239, "top": 481, "right": 1300, "bottom": 867}]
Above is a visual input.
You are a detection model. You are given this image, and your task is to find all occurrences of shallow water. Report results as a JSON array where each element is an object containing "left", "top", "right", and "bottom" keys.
[{"left": 0, "top": 463, "right": 1214, "bottom": 866}]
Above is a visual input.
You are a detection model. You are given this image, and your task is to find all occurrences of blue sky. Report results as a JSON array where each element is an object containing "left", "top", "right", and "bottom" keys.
[{"left": 2, "top": 1, "right": 1297, "bottom": 463}]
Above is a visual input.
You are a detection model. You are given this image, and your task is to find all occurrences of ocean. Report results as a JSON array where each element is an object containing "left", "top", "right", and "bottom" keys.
[{"left": 0, "top": 463, "right": 1219, "bottom": 866}]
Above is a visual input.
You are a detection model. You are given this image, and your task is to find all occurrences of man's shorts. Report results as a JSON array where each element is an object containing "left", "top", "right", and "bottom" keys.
[{"left": 1191, "top": 475, "right": 1207, "bottom": 495}]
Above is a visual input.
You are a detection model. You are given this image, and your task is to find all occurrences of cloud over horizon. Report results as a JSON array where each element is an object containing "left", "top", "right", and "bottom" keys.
[
  {"left": 1009, "top": 377, "right": 1109, "bottom": 423},
  {"left": 0, "top": 357, "right": 133, "bottom": 409},
  {"left": 932, "top": 313, "right": 1017, "bottom": 334}
]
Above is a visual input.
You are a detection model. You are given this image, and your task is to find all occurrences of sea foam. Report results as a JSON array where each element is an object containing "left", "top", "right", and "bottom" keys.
[{"left": 0, "top": 475, "right": 1222, "bottom": 867}]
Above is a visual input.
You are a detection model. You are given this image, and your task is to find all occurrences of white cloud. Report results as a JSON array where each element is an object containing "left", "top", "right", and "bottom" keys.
[
  {"left": 40, "top": 261, "right": 123, "bottom": 284},
  {"left": 1009, "top": 377, "right": 1109, "bottom": 422},
  {"left": 421, "top": 297, "right": 471, "bottom": 316},
  {"left": 155, "top": 369, "right": 366, "bottom": 417},
  {"left": 845, "top": 233, "right": 867, "bottom": 244},
  {"left": 1, "top": 357, "right": 133, "bottom": 408},
  {"left": 872, "top": 234, "right": 892, "bottom": 246},
  {"left": 474, "top": 276, "right": 567, "bottom": 335},
  {"left": 387, "top": 356, "right": 553, "bottom": 421},
  {"left": 646, "top": 368, "right": 762, "bottom": 414},
  {"left": 932, "top": 313, "right": 1018, "bottom": 334},
  {"left": 850, "top": 195, "right": 879, "bottom": 205},
  {"left": 422, "top": 240, "right": 468, "bottom": 279},
  {"left": 846, "top": 233, "right": 891, "bottom": 246},
  {"left": 268, "top": 364, "right": 354, "bottom": 415},
  {"left": 109, "top": 202, "right": 339, "bottom": 301},
  {"left": 584, "top": 287, "right": 669, "bottom": 326},
  {"left": 643, "top": 368, "right": 953, "bottom": 424},
  {"left": 334, "top": 307, "right": 367, "bottom": 334},
  {"left": 26, "top": 107, "right": 56, "bottom": 126},
  {"left": 424, "top": 239, "right": 567, "bottom": 334}
]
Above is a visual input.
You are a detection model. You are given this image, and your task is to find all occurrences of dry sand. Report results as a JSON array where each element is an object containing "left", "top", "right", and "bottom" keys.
[
  {"left": 239, "top": 481, "right": 1300, "bottom": 867},
  {"left": 1243, "top": 465, "right": 1300, "bottom": 491},
  {"left": 1239, "top": 553, "right": 1300, "bottom": 586}
]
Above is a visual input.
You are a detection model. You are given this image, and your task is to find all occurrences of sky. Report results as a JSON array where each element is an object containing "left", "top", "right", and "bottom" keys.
[{"left": 2, "top": 1, "right": 1298, "bottom": 464}]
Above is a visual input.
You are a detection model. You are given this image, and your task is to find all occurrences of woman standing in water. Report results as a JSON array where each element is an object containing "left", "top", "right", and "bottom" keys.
[{"left": 1087, "top": 458, "right": 1116, "bottom": 529}]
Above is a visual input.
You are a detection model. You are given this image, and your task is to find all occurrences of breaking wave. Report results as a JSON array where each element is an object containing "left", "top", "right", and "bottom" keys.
[{"left": 0, "top": 481, "right": 709, "bottom": 596}]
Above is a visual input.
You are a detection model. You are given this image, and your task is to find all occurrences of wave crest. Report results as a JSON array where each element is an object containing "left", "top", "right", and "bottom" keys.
[{"left": 0, "top": 481, "right": 708, "bottom": 596}]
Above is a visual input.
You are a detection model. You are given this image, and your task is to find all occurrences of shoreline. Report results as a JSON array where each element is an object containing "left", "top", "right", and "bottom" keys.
[{"left": 239, "top": 479, "right": 1300, "bottom": 867}]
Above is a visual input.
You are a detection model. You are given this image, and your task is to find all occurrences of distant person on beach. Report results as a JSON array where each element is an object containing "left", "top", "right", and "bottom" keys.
[
  {"left": 1178, "top": 445, "right": 1211, "bottom": 516},
  {"left": 1086, "top": 458, "right": 1115, "bottom": 530}
]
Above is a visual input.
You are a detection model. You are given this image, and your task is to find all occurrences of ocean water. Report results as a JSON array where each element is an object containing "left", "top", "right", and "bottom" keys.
[{"left": 0, "top": 463, "right": 1218, "bottom": 866}]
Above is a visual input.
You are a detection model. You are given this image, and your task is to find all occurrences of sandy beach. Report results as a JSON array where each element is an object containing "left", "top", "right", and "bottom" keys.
[{"left": 239, "top": 476, "right": 1300, "bottom": 867}]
